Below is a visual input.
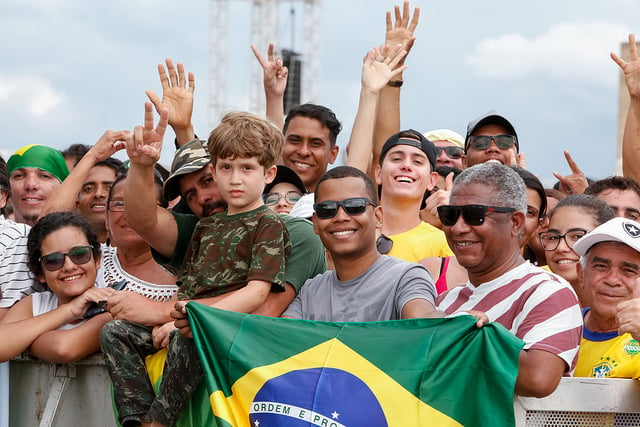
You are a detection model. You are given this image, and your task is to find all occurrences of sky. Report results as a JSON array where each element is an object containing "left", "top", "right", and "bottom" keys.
[{"left": 0, "top": 0, "right": 638, "bottom": 186}]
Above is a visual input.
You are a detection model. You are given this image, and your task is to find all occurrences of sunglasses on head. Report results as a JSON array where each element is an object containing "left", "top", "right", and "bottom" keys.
[
  {"left": 314, "top": 197, "right": 376, "bottom": 219},
  {"left": 437, "top": 204, "right": 516, "bottom": 226},
  {"left": 466, "top": 135, "right": 516, "bottom": 151},
  {"left": 263, "top": 191, "right": 303, "bottom": 205},
  {"left": 434, "top": 146, "right": 463, "bottom": 159},
  {"left": 40, "top": 245, "right": 94, "bottom": 271}
]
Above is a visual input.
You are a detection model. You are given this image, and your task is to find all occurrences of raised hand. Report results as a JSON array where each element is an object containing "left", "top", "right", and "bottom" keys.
[
  {"left": 362, "top": 45, "right": 408, "bottom": 94},
  {"left": 146, "top": 59, "right": 194, "bottom": 131},
  {"left": 126, "top": 102, "right": 169, "bottom": 168},
  {"left": 552, "top": 150, "right": 588, "bottom": 195},
  {"left": 251, "top": 43, "right": 289, "bottom": 98},
  {"left": 385, "top": 1, "right": 420, "bottom": 64},
  {"left": 611, "top": 34, "right": 640, "bottom": 99},
  {"left": 87, "top": 130, "right": 129, "bottom": 163}
]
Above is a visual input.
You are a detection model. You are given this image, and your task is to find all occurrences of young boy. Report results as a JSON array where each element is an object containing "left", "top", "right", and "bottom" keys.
[{"left": 101, "top": 110, "right": 290, "bottom": 427}]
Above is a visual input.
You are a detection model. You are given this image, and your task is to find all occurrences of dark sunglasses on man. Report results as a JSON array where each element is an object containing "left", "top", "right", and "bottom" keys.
[
  {"left": 437, "top": 204, "right": 515, "bottom": 227},
  {"left": 434, "top": 146, "right": 463, "bottom": 159},
  {"left": 313, "top": 197, "right": 376, "bottom": 219},
  {"left": 466, "top": 135, "right": 516, "bottom": 151}
]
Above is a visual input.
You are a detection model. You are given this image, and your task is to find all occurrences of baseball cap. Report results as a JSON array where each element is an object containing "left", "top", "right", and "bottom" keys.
[
  {"left": 573, "top": 217, "right": 640, "bottom": 256},
  {"left": 423, "top": 129, "right": 464, "bottom": 149},
  {"left": 465, "top": 111, "right": 519, "bottom": 153},
  {"left": 379, "top": 129, "right": 437, "bottom": 170},
  {"left": 263, "top": 165, "right": 308, "bottom": 195},
  {"left": 163, "top": 139, "right": 211, "bottom": 201}
]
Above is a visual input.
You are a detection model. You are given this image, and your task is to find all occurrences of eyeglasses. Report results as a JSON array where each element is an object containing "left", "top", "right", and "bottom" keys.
[
  {"left": 263, "top": 191, "right": 303, "bottom": 206},
  {"left": 434, "top": 146, "right": 463, "bottom": 159},
  {"left": 314, "top": 197, "right": 376, "bottom": 219},
  {"left": 437, "top": 204, "right": 516, "bottom": 226},
  {"left": 108, "top": 200, "right": 125, "bottom": 212},
  {"left": 39, "top": 245, "right": 94, "bottom": 271},
  {"left": 539, "top": 229, "right": 588, "bottom": 251},
  {"left": 376, "top": 234, "right": 393, "bottom": 254},
  {"left": 466, "top": 135, "right": 516, "bottom": 151}
]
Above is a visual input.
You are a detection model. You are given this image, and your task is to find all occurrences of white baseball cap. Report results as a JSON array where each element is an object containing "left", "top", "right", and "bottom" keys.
[{"left": 573, "top": 217, "right": 640, "bottom": 256}]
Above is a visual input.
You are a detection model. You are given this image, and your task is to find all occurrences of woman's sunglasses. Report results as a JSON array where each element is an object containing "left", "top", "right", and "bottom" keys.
[{"left": 39, "top": 245, "right": 94, "bottom": 271}]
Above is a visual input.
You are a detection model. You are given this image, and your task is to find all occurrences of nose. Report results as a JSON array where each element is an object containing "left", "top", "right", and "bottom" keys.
[
  {"left": 486, "top": 138, "right": 501, "bottom": 153},
  {"left": 297, "top": 142, "right": 311, "bottom": 157},
  {"left": 196, "top": 189, "right": 211, "bottom": 207},
  {"left": 24, "top": 174, "right": 40, "bottom": 190},
  {"left": 95, "top": 184, "right": 109, "bottom": 199},
  {"left": 60, "top": 254, "right": 77, "bottom": 271},
  {"left": 276, "top": 195, "right": 289, "bottom": 208},
  {"left": 333, "top": 205, "right": 351, "bottom": 221},
  {"left": 450, "top": 212, "right": 471, "bottom": 233}
]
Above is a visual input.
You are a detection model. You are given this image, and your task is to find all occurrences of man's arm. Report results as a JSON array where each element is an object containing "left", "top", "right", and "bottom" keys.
[
  {"left": 251, "top": 43, "right": 288, "bottom": 130},
  {"left": 346, "top": 44, "right": 407, "bottom": 174},
  {"left": 371, "top": 1, "right": 419, "bottom": 170},
  {"left": 515, "top": 349, "right": 566, "bottom": 397},
  {"left": 612, "top": 34, "right": 640, "bottom": 180},
  {"left": 146, "top": 59, "right": 196, "bottom": 146},
  {"left": 40, "top": 130, "right": 128, "bottom": 217},
  {"left": 401, "top": 299, "right": 442, "bottom": 319},
  {"left": 124, "top": 102, "right": 179, "bottom": 257}
]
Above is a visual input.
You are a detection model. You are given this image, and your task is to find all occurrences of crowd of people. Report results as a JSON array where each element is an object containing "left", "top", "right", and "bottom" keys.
[{"left": 2, "top": 1, "right": 640, "bottom": 425}]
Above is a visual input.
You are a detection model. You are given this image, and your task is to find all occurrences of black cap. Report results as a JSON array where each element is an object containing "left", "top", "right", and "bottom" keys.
[
  {"left": 263, "top": 165, "right": 308, "bottom": 195},
  {"left": 379, "top": 129, "right": 437, "bottom": 170},
  {"left": 465, "top": 111, "right": 519, "bottom": 153}
]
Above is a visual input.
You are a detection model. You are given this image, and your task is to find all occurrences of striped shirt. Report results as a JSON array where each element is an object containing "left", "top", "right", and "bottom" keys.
[
  {"left": 0, "top": 216, "right": 38, "bottom": 308},
  {"left": 436, "top": 261, "right": 583, "bottom": 371}
]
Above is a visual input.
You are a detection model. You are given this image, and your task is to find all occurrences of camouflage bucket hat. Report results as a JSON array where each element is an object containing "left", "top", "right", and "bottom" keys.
[{"left": 163, "top": 139, "right": 211, "bottom": 201}]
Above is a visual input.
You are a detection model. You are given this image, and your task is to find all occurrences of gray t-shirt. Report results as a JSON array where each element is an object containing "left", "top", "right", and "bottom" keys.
[{"left": 283, "top": 255, "right": 436, "bottom": 321}]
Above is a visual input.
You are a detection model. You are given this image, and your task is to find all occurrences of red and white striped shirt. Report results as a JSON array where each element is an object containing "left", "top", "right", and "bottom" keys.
[{"left": 436, "top": 262, "right": 583, "bottom": 371}]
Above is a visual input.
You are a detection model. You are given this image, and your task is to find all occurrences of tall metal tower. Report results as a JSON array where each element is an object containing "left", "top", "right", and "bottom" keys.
[{"left": 208, "top": 0, "right": 321, "bottom": 130}]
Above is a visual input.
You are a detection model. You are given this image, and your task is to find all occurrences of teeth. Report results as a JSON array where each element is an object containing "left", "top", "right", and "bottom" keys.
[
  {"left": 331, "top": 230, "right": 354, "bottom": 236},
  {"left": 294, "top": 162, "right": 311, "bottom": 170},
  {"left": 395, "top": 176, "right": 414, "bottom": 183},
  {"left": 63, "top": 274, "right": 82, "bottom": 281},
  {"left": 25, "top": 198, "right": 41, "bottom": 202},
  {"left": 456, "top": 241, "right": 474, "bottom": 246},
  {"left": 485, "top": 159, "right": 502, "bottom": 164},
  {"left": 556, "top": 260, "right": 576, "bottom": 264}
]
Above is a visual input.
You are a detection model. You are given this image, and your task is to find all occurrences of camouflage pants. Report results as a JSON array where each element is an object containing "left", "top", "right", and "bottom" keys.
[{"left": 100, "top": 320, "right": 203, "bottom": 427}]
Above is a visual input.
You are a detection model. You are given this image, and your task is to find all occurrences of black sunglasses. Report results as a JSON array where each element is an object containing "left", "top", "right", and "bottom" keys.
[
  {"left": 437, "top": 204, "right": 516, "bottom": 226},
  {"left": 314, "top": 197, "right": 376, "bottom": 219},
  {"left": 376, "top": 234, "right": 393, "bottom": 254},
  {"left": 40, "top": 245, "right": 94, "bottom": 271},
  {"left": 466, "top": 135, "right": 516, "bottom": 151},
  {"left": 434, "top": 146, "right": 463, "bottom": 159}
]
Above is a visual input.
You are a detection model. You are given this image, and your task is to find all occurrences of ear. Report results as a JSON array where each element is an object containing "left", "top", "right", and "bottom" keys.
[
  {"left": 576, "top": 259, "right": 585, "bottom": 289},
  {"left": 511, "top": 211, "right": 526, "bottom": 237},
  {"left": 427, "top": 171, "right": 439, "bottom": 191},
  {"left": 105, "top": 211, "right": 111, "bottom": 232},
  {"left": 264, "top": 165, "right": 277, "bottom": 184},
  {"left": 462, "top": 153, "right": 469, "bottom": 168},
  {"left": 374, "top": 205, "right": 383, "bottom": 228},
  {"left": 374, "top": 164, "right": 382, "bottom": 186},
  {"left": 312, "top": 213, "right": 320, "bottom": 235},
  {"left": 329, "top": 145, "right": 339, "bottom": 164},
  {"left": 0, "top": 190, "right": 7, "bottom": 210}
]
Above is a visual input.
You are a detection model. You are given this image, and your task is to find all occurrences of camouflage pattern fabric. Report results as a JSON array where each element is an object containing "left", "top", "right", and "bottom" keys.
[
  {"left": 101, "top": 321, "right": 202, "bottom": 426},
  {"left": 177, "top": 205, "right": 290, "bottom": 300}
]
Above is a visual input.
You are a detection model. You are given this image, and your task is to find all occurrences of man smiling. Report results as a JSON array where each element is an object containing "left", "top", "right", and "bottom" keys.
[
  {"left": 281, "top": 103, "right": 341, "bottom": 193},
  {"left": 436, "top": 162, "right": 582, "bottom": 397},
  {"left": 463, "top": 111, "right": 520, "bottom": 167},
  {"left": 283, "top": 166, "right": 439, "bottom": 321},
  {"left": 376, "top": 129, "right": 452, "bottom": 262}
]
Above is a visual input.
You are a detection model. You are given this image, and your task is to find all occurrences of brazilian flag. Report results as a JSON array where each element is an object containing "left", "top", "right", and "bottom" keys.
[{"left": 186, "top": 303, "right": 524, "bottom": 427}]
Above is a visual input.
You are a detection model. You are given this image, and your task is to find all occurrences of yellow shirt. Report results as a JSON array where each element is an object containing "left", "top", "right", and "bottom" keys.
[
  {"left": 575, "top": 329, "right": 640, "bottom": 378},
  {"left": 386, "top": 222, "right": 453, "bottom": 263}
]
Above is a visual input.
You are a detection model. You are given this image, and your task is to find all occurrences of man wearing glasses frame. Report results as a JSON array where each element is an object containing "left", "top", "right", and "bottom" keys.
[
  {"left": 283, "top": 166, "right": 441, "bottom": 321},
  {"left": 463, "top": 111, "right": 522, "bottom": 168},
  {"left": 435, "top": 162, "right": 582, "bottom": 397}
]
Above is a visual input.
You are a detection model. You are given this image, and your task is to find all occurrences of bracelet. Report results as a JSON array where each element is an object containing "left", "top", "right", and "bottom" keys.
[{"left": 387, "top": 80, "right": 403, "bottom": 87}]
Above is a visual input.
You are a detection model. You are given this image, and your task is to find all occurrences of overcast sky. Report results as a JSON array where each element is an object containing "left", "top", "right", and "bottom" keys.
[{"left": 1, "top": 0, "right": 638, "bottom": 186}]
